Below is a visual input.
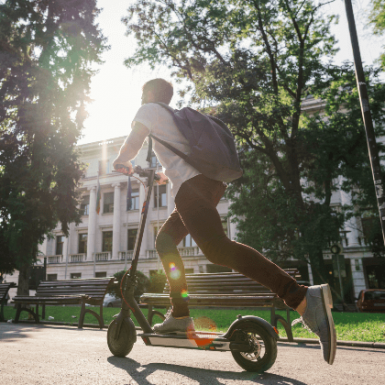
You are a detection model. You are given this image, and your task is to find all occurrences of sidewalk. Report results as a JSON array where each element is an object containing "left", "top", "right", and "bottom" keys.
[{"left": 1, "top": 322, "right": 385, "bottom": 385}]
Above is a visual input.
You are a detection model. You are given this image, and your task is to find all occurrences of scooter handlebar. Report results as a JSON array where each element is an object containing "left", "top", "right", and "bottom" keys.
[{"left": 115, "top": 164, "right": 160, "bottom": 181}]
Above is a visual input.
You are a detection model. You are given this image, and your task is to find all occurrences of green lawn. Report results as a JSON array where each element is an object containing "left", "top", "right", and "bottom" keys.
[{"left": 3, "top": 305, "right": 385, "bottom": 343}]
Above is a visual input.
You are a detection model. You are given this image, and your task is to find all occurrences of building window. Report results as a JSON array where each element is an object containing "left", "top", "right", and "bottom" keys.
[
  {"left": 128, "top": 229, "right": 138, "bottom": 250},
  {"left": 103, "top": 192, "right": 114, "bottom": 213},
  {"left": 102, "top": 231, "right": 113, "bottom": 252},
  {"left": 80, "top": 196, "right": 89, "bottom": 216},
  {"left": 154, "top": 185, "right": 167, "bottom": 208},
  {"left": 99, "top": 159, "right": 109, "bottom": 176},
  {"left": 70, "top": 273, "right": 81, "bottom": 279},
  {"left": 56, "top": 235, "right": 64, "bottom": 255},
  {"left": 78, "top": 233, "right": 88, "bottom": 254},
  {"left": 95, "top": 272, "right": 107, "bottom": 278},
  {"left": 47, "top": 274, "right": 57, "bottom": 281},
  {"left": 183, "top": 234, "right": 197, "bottom": 248},
  {"left": 128, "top": 189, "right": 139, "bottom": 211}
]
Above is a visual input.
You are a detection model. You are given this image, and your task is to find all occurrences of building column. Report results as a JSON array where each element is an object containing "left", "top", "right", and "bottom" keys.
[
  {"left": 63, "top": 236, "right": 69, "bottom": 264},
  {"left": 112, "top": 183, "right": 121, "bottom": 260},
  {"left": 139, "top": 182, "right": 148, "bottom": 258},
  {"left": 228, "top": 194, "right": 239, "bottom": 241},
  {"left": 167, "top": 182, "right": 174, "bottom": 216},
  {"left": 87, "top": 186, "right": 97, "bottom": 261}
]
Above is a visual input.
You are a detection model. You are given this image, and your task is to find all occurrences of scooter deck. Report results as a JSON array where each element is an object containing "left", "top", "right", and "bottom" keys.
[{"left": 139, "top": 331, "right": 231, "bottom": 351}]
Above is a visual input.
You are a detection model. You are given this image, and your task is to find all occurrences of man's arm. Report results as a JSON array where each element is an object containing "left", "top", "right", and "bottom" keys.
[{"left": 113, "top": 121, "right": 150, "bottom": 174}]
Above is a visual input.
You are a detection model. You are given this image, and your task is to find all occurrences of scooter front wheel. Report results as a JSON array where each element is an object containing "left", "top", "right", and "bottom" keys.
[
  {"left": 231, "top": 323, "right": 277, "bottom": 373},
  {"left": 107, "top": 317, "right": 136, "bottom": 357}
]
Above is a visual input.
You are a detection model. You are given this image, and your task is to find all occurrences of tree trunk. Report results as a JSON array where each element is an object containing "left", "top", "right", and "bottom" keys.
[
  {"left": 308, "top": 249, "right": 328, "bottom": 285},
  {"left": 17, "top": 262, "right": 31, "bottom": 296}
]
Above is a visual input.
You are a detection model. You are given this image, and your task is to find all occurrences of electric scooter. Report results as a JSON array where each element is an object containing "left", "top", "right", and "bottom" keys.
[{"left": 107, "top": 165, "right": 279, "bottom": 373}]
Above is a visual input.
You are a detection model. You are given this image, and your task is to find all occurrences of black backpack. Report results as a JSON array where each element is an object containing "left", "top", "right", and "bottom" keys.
[{"left": 147, "top": 103, "right": 243, "bottom": 183}]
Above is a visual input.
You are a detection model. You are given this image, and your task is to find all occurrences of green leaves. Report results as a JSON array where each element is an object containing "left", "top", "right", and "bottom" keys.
[
  {"left": 0, "top": 0, "right": 107, "bottom": 275},
  {"left": 124, "top": 0, "right": 385, "bottom": 277}
]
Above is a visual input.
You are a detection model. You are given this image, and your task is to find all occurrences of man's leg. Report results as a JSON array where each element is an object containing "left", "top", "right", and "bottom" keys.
[
  {"left": 155, "top": 208, "right": 190, "bottom": 317},
  {"left": 175, "top": 175, "right": 307, "bottom": 310},
  {"left": 175, "top": 174, "right": 336, "bottom": 364}
]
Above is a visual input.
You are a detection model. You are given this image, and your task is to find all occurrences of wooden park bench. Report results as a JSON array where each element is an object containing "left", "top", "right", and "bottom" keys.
[
  {"left": 0, "top": 282, "right": 16, "bottom": 322},
  {"left": 140, "top": 269, "right": 303, "bottom": 342},
  {"left": 13, "top": 278, "right": 117, "bottom": 329}
]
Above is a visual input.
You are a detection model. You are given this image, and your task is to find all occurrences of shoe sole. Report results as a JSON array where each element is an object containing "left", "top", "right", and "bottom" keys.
[{"left": 320, "top": 284, "right": 337, "bottom": 365}]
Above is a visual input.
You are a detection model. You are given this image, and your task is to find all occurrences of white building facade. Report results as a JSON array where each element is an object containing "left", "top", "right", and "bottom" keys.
[
  {"left": 4, "top": 124, "right": 385, "bottom": 303},
  {"left": 29, "top": 136, "right": 238, "bottom": 282}
]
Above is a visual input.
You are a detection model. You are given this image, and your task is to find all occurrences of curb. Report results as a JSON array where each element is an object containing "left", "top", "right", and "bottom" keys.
[
  {"left": 278, "top": 337, "right": 385, "bottom": 349},
  {"left": 8, "top": 320, "right": 385, "bottom": 350}
]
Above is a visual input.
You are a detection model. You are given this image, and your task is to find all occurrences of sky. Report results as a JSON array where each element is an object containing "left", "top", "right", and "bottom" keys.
[{"left": 78, "top": 0, "right": 384, "bottom": 146}]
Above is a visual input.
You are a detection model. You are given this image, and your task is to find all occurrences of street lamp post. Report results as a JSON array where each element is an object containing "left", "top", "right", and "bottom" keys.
[{"left": 344, "top": 0, "right": 385, "bottom": 245}]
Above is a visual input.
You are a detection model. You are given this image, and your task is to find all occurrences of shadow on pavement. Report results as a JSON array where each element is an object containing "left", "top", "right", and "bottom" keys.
[
  {"left": 0, "top": 325, "right": 36, "bottom": 342},
  {"left": 108, "top": 356, "right": 308, "bottom": 385}
]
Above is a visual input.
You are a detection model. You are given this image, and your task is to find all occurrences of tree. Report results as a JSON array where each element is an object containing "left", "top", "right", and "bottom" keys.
[
  {"left": 0, "top": 0, "right": 107, "bottom": 294},
  {"left": 369, "top": 0, "right": 385, "bottom": 68},
  {"left": 123, "top": 0, "right": 385, "bottom": 284},
  {"left": 108, "top": 270, "right": 150, "bottom": 300}
]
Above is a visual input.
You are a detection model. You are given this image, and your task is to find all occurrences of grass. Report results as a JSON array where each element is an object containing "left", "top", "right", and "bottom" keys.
[{"left": 3, "top": 305, "right": 385, "bottom": 343}]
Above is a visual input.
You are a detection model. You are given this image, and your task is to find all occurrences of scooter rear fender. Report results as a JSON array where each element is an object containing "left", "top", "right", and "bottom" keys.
[{"left": 223, "top": 315, "right": 280, "bottom": 341}]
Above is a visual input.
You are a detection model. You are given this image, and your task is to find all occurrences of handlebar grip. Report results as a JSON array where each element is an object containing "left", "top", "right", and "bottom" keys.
[
  {"left": 115, "top": 164, "right": 130, "bottom": 172},
  {"left": 115, "top": 164, "right": 161, "bottom": 181}
]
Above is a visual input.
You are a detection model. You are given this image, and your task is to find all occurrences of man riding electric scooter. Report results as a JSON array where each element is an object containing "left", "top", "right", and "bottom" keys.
[{"left": 113, "top": 78, "right": 337, "bottom": 366}]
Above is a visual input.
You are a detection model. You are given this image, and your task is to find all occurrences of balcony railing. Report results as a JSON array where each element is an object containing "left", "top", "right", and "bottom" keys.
[
  {"left": 70, "top": 253, "right": 86, "bottom": 263},
  {"left": 178, "top": 246, "right": 202, "bottom": 257},
  {"left": 119, "top": 251, "right": 134, "bottom": 261},
  {"left": 146, "top": 247, "right": 202, "bottom": 260},
  {"left": 94, "top": 252, "right": 111, "bottom": 261},
  {"left": 47, "top": 255, "right": 63, "bottom": 264},
  {"left": 146, "top": 250, "right": 158, "bottom": 259}
]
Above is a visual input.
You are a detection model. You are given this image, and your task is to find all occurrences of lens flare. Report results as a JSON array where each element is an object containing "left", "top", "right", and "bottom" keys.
[
  {"left": 181, "top": 289, "right": 189, "bottom": 299},
  {"left": 187, "top": 316, "right": 217, "bottom": 348},
  {"left": 169, "top": 263, "right": 176, "bottom": 270},
  {"left": 170, "top": 270, "right": 181, "bottom": 280}
]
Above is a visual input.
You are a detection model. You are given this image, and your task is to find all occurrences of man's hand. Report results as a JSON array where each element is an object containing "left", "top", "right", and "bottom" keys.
[
  {"left": 113, "top": 160, "right": 133, "bottom": 175},
  {"left": 156, "top": 172, "right": 168, "bottom": 185}
]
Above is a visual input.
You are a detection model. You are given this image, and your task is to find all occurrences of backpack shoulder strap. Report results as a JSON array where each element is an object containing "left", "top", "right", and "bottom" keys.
[{"left": 149, "top": 133, "right": 189, "bottom": 160}]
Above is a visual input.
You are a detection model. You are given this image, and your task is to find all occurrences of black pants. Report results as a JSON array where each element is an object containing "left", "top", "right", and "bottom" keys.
[{"left": 156, "top": 174, "right": 308, "bottom": 316}]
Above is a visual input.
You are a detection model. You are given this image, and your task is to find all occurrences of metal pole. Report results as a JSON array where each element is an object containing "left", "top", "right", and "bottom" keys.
[
  {"left": 344, "top": 0, "right": 385, "bottom": 245},
  {"left": 337, "top": 256, "right": 344, "bottom": 312}
]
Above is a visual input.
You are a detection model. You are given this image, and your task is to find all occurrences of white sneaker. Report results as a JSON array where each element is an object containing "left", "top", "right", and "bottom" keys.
[{"left": 153, "top": 310, "right": 195, "bottom": 334}]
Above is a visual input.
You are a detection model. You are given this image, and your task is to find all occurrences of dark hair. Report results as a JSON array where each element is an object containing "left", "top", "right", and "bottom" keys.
[{"left": 142, "top": 78, "right": 173, "bottom": 105}]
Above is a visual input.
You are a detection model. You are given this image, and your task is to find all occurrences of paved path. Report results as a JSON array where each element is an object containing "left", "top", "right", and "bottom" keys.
[{"left": 1, "top": 323, "right": 384, "bottom": 385}]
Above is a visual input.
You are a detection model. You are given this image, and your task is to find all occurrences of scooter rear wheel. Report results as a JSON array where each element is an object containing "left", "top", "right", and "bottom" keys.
[
  {"left": 231, "top": 323, "right": 277, "bottom": 373},
  {"left": 107, "top": 317, "right": 136, "bottom": 357}
]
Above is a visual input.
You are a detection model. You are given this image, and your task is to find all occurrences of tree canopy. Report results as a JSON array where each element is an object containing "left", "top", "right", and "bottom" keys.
[
  {"left": 0, "top": 0, "right": 107, "bottom": 291},
  {"left": 369, "top": 0, "right": 385, "bottom": 68},
  {"left": 124, "top": 0, "right": 385, "bottom": 284}
]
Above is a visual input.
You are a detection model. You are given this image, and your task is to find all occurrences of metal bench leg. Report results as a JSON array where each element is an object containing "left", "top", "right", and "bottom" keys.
[
  {"left": 147, "top": 305, "right": 153, "bottom": 325},
  {"left": 42, "top": 304, "right": 46, "bottom": 320},
  {"left": 0, "top": 301, "right": 4, "bottom": 322},
  {"left": 78, "top": 299, "right": 86, "bottom": 329},
  {"left": 14, "top": 305, "right": 39, "bottom": 323},
  {"left": 274, "top": 315, "right": 294, "bottom": 342},
  {"left": 14, "top": 304, "right": 22, "bottom": 323},
  {"left": 270, "top": 305, "right": 276, "bottom": 326}
]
